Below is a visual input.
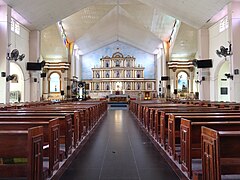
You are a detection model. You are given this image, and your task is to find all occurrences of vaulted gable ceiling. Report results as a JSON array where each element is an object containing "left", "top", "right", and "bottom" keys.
[
  {"left": 2, "top": 0, "right": 233, "bottom": 60},
  {"left": 72, "top": 4, "right": 167, "bottom": 54}
]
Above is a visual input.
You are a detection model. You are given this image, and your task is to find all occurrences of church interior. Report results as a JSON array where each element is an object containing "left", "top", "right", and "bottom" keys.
[{"left": 0, "top": 0, "right": 240, "bottom": 179}]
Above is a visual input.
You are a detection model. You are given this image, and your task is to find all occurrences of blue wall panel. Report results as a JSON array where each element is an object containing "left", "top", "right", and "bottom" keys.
[{"left": 82, "top": 41, "right": 155, "bottom": 79}]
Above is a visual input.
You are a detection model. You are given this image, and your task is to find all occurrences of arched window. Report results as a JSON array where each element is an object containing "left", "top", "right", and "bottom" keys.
[
  {"left": 177, "top": 71, "right": 188, "bottom": 92},
  {"left": 50, "top": 73, "right": 60, "bottom": 92}
]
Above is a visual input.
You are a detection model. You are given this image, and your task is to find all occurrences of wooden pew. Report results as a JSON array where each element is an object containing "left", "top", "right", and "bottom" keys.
[
  {"left": 178, "top": 115, "right": 240, "bottom": 177},
  {"left": 0, "top": 115, "right": 72, "bottom": 158},
  {"left": 0, "top": 119, "right": 60, "bottom": 177},
  {"left": 0, "top": 126, "right": 44, "bottom": 180},
  {"left": 202, "top": 126, "right": 240, "bottom": 180},
  {"left": 0, "top": 101, "right": 107, "bottom": 179},
  {"left": 139, "top": 103, "right": 194, "bottom": 125},
  {"left": 0, "top": 111, "right": 81, "bottom": 148},
  {"left": 154, "top": 107, "right": 233, "bottom": 148},
  {"left": 150, "top": 107, "right": 220, "bottom": 141},
  {"left": 0, "top": 102, "right": 106, "bottom": 146},
  {"left": 180, "top": 119, "right": 240, "bottom": 178},
  {"left": 14, "top": 104, "right": 98, "bottom": 134},
  {"left": 143, "top": 104, "right": 198, "bottom": 131},
  {"left": 0, "top": 102, "right": 107, "bottom": 150},
  {"left": 166, "top": 112, "right": 240, "bottom": 154}
]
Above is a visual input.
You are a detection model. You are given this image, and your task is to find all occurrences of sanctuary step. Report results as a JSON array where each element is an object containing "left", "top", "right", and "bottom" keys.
[{"left": 109, "top": 103, "right": 128, "bottom": 107}]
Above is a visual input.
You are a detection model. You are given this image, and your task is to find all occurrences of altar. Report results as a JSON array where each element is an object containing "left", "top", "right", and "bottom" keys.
[{"left": 108, "top": 94, "right": 128, "bottom": 103}]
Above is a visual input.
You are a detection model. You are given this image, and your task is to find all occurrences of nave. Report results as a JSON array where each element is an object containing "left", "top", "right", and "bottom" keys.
[{"left": 60, "top": 109, "right": 179, "bottom": 180}]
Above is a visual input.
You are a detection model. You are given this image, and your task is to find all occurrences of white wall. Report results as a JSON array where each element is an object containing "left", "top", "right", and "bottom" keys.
[
  {"left": 9, "top": 62, "right": 24, "bottom": 102},
  {"left": 10, "top": 22, "right": 30, "bottom": 102},
  {"left": 209, "top": 16, "right": 230, "bottom": 101},
  {"left": 218, "top": 61, "right": 230, "bottom": 101}
]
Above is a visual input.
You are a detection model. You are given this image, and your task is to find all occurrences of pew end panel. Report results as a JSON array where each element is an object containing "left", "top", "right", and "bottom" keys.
[
  {"left": 48, "top": 118, "right": 60, "bottom": 176},
  {"left": 180, "top": 118, "right": 191, "bottom": 177},
  {"left": 201, "top": 126, "right": 221, "bottom": 180},
  {"left": 0, "top": 126, "right": 44, "bottom": 180}
]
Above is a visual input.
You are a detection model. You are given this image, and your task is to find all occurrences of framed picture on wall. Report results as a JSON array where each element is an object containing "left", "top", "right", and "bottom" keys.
[{"left": 220, "top": 87, "right": 228, "bottom": 95}]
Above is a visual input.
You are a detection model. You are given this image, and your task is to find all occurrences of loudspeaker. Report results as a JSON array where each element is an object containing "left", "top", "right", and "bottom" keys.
[
  {"left": 1, "top": 72, "right": 6, "bottom": 77},
  {"left": 174, "top": 89, "right": 177, "bottom": 95},
  {"left": 40, "top": 73, "right": 46, "bottom": 78},
  {"left": 161, "top": 76, "right": 169, "bottom": 81},
  {"left": 26, "top": 62, "right": 42, "bottom": 70},
  {"left": 33, "top": 78, "right": 37, "bottom": 82},
  {"left": 61, "top": 90, "right": 64, "bottom": 96},
  {"left": 196, "top": 59, "right": 213, "bottom": 68}
]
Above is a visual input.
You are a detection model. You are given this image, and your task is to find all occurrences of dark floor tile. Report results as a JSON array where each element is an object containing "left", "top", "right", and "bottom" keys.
[
  {"left": 60, "top": 168, "right": 101, "bottom": 180},
  {"left": 60, "top": 109, "right": 179, "bottom": 180},
  {"left": 100, "top": 167, "right": 139, "bottom": 179},
  {"left": 138, "top": 168, "right": 179, "bottom": 180}
]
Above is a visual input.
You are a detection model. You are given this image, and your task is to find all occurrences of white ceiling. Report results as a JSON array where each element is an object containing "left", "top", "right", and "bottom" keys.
[{"left": 1, "top": 0, "right": 233, "bottom": 59}]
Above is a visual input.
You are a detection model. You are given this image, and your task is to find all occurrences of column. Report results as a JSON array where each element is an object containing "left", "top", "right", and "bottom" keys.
[
  {"left": 161, "top": 41, "right": 169, "bottom": 98},
  {"left": 172, "top": 68, "right": 177, "bottom": 90},
  {"left": 155, "top": 53, "right": 161, "bottom": 97},
  {"left": 76, "top": 55, "right": 81, "bottom": 80},
  {"left": 228, "top": 2, "right": 240, "bottom": 102},
  {"left": 66, "top": 43, "right": 74, "bottom": 98},
  {"left": 171, "top": 68, "right": 177, "bottom": 98},
  {"left": 61, "top": 70, "right": 66, "bottom": 98},
  {"left": 0, "top": 5, "right": 11, "bottom": 103},
  {"left": 29, "top": 30, "right": 41, "bottom": 101},
  {"left": 189, "top": 67, "right": 194, "bottom": 93},
  {"left": 42, "top": 70, "right": 49, "bottom": 100},
  {"left": 71, "top": 49, "right": 77, "bottom": 78},
  {"left": 197, "top": 28, "right": 210, "bottom": 100}
]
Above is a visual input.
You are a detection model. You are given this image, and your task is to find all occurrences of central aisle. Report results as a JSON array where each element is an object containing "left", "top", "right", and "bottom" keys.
[{"left": 60, "top": 109, "right": 179, "bottom": 180}]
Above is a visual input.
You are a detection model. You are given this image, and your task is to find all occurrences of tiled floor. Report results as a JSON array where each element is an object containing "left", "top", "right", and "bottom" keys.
[{"left": 60, "top": 109, "right": 179, "bottom": 180}]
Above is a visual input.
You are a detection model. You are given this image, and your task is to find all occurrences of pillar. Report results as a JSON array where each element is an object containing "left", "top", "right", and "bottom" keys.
[
  {"left": 228, "top": 2, "right": 240, "bottom": 102},
  {"left": 189, "top": 67, "right": 194, "bottom": 93},
  {"left": 0, "top": 6, "right": 11, "bottom": 103},
  {"left": 76, "top": 55, "right": 81, "bottom": 80},
  {"left": 197, "top": 28, "right": 210, "bottom": 100},
  {"left": 29, "top": 30, "right": 41, "bottom": 101},
  {"left": 162, "top": 41, "right": 170, "bottom": 98}
]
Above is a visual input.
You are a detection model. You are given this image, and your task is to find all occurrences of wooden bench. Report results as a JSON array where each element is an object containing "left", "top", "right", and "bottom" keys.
[
  {"left": 0, "top": 110, "right": 83, "bottom": 145},
  {"left": 0, "top": 102, "right": 106, "bottom": 146},
  {"left": 0, "top": 115, "right": 72, "bottom": 158},
  {"left": 154, "top": 107, "right": 232, "bottom": 148},
  {"left": 15, "top": 104, "right": 99, "bottom": 134},
  {"left": 139, "top": 103, "right": 195, "bottom": 125},
  {"left": 168, "top": 115, "right": 240, "bottom": 159},
  {"left": 143, "top": 104, "right": 197, "bottom": 131},
  {"left": 165, "top": 111, "right": 240, "bottom": 153},
  {"left": 202, "top": 126, "right": 240, "bottom": 180},
  {"left": 0, "top": 126, "right": 44, "bottom": 179},
  {"left": 0, "top": 119, "right": 60, "bottom": 177},
  {"left": 180, "top": 119, "right": 240, "bottom": 178},
  {"left": 0, "top": 101, "right": 107, "bottom": 179},
  {"left": 150, "top": 107, "right": 222, "bottom": 141}
]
